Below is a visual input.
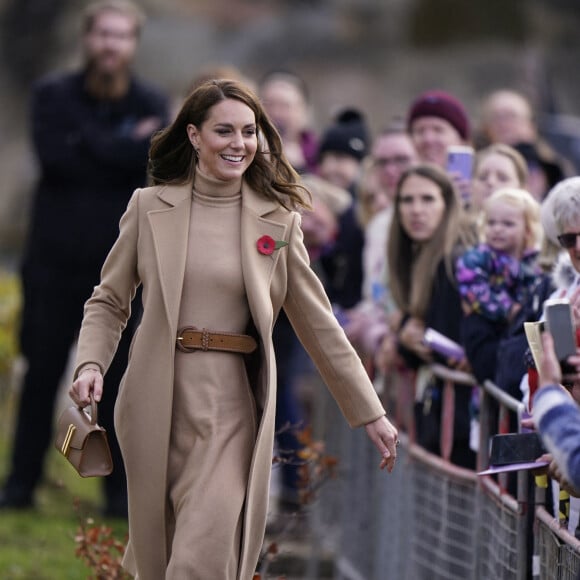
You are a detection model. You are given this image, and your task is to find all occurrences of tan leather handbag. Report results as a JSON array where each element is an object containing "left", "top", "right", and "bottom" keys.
[{"left": 54, "top": 395, "right": 113, "bottom": 477}]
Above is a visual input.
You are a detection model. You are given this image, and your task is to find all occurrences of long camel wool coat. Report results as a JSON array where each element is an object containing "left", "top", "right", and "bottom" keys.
[{"left": 74, "top": 179, "right": 386, "bottom": 579}]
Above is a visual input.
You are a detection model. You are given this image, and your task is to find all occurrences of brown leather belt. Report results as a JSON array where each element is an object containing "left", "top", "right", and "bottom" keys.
[{"left": 176, "top": 326, "right": 257, "bottom": 354}]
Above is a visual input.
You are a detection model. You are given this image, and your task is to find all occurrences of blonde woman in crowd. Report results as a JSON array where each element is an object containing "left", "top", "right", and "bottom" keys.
[{"left": 470, "top": 143, "right": 528, "bottom": 213}]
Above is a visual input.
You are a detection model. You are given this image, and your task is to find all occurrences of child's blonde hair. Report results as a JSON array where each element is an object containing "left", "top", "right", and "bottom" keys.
[{"left": 482, "top": 187, "right": 543, "bottom": 252}]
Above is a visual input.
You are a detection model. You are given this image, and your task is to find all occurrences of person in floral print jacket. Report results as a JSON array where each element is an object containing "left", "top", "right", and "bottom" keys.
[{"left": 457, "top": 187, "right": 543, "bottom": 385}]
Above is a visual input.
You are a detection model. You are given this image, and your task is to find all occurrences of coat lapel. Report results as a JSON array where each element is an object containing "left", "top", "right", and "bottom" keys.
[
  {"left": 147, "top": 183, "right": 192, "bottom": 337},
  {"left": 241, "top": 182, "right": 288, "bottom": 336},
  {"left": 146, "top": 180, "right": 288, "bottom": 339}
]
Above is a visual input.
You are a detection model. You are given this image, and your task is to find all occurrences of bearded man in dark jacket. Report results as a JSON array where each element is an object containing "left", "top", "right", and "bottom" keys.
[{"left": 0, "top": 0, "right": 169, "bottom": 516}]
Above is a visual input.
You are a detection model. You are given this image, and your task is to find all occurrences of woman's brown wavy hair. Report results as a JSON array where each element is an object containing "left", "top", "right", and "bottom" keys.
[
  {"left": 148, "top": 78, "right": 310, "bottom": 210},
  {"left": 387, "top": 163, "right": 472, "bottom": 319}
]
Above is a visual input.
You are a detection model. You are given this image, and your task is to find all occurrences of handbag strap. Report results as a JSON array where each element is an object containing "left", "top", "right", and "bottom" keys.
[{"left": 78, "top": 394, "right": 98, "bottom": 426}]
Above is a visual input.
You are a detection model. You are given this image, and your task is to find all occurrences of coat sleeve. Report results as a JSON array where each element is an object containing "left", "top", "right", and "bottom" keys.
[
  {"left": 74, "top": 190, "right": 142, "bottom": 378},
  {"left": 534, "top": 385, "right": 580, "bottom": 491},
  {"left": 31, "top": 77, "right": 94, "bottom": 179},
  {"left": 80, "top": 87, "right": 168, "bottom": 173},
  {"left": 32, "top": 76, "right": 169, "bottom": 176},
  {"left": 282, "top": 212, "right": 385, "bottom": 428}
]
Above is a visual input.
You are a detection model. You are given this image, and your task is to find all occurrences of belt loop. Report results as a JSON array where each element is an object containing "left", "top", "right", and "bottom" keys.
[{"left": 201, "top": 328, "right": 210, "bottom": 351}]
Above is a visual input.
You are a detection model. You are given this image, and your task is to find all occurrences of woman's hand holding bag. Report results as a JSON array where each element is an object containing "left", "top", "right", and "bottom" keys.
[
  {"left": 55, "top": 367, "right": 111, "bottom": 477},
  {"left": 54, "top": 392, "right": 113, "bottom": 478}
]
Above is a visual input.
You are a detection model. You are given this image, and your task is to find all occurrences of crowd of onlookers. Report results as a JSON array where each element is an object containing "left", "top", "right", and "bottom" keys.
[
  {"left": 251, "top": 68, "right": 580, "bottom": 515},
  {"left": 4, "top": 7, "right": 580, "bottom": 580},
  {"left": 2, "top": 0, "right": 580, "bottom": 533}
]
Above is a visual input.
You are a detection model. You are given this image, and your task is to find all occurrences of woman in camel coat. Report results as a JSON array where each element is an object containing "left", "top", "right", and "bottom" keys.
[{"left": 70, "top": 79, "right": 398, "bottom": 580}]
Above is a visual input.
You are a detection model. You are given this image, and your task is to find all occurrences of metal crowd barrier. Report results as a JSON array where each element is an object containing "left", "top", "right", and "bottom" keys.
[
  {"left": 405, "top": 442, "right": 478, "bottom": 580},
  {"left": 536, "top": 506, "right": 580, "bottom": 579},
  {"left": 308, "top": 384, "right": 411, "bottom": 580},
  {"left": 478, "top": 379, "right": 531, "bottom": 580},
  {"left": 304, "top": 364, "right": 580, "bottom": 580}
]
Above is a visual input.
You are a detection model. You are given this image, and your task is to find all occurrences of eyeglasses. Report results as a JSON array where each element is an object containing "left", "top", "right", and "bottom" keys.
[{"left": 557, "top": 232, "right": 580, "bottom": 249}]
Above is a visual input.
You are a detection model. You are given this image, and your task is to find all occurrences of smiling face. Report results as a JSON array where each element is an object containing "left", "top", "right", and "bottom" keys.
[
  {"left": 187, "top": 98, "right": 258, "bottom": 181},
  {"left": 410, "top": 116, "right": 464, "bottom": 168},
  {"left": 398, "top": 173, "right": 446, "bottom": 242},
  {"left": 484, "top": 200, "right": 527, "bottom": 257}
]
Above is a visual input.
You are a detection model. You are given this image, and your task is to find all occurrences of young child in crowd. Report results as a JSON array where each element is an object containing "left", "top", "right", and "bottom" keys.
[
  {"left": 457, "top": 187, "right": 542, "bottom": 326},
  {"left": 456, "top": 188, "right": 543, "bottom": 450}
]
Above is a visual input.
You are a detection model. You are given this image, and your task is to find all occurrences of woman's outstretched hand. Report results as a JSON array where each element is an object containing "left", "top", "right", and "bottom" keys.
[
  {"left": 70, "top": 368, "right": 103, "bottom": 407},
  {"left": 365, "top": 415, "right": 399, "bottom": 473}
]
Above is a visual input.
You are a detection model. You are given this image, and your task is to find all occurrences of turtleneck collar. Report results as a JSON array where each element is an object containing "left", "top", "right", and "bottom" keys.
[{"left": 193, "top": 166, "right": 243, "bottom": 198}]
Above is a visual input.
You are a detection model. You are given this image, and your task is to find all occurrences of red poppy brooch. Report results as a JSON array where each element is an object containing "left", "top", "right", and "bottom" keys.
[{"left": 257, "top": 235, "right": 288, "bottom": 256}]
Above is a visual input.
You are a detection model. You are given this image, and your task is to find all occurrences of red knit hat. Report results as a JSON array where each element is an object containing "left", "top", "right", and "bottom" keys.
[{"left": 407, "top": 90, "right": 470, "bottom": 140}]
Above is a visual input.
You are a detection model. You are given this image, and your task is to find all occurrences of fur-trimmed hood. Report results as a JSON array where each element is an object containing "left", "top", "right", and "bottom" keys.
[{"left": 552, "top": 251, "right": 578, "bottom": 290}]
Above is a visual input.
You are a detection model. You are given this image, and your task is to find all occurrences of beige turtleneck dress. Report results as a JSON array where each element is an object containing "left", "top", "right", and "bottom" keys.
[{"left": 165, "top": 171, "right": 257, "bottom": 579}]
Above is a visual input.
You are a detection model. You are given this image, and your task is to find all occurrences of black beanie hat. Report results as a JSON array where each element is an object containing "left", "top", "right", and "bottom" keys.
[{"left": 318, "top": 108, "right": 370, "bottom": 162}]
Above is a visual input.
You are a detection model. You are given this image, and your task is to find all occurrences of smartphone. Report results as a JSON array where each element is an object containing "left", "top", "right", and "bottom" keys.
[
  {"left": 446, "top": 146, "right": 474, "bottom": 181},
  {"left": 423, "top": 327, "right": 465, "bottom": 361},
  {"left": 543, "top": 298, "right": 577, "bottom": 369}
]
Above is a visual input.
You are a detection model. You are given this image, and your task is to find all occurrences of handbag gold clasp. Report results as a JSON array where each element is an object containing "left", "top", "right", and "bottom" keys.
[{"left": 61, "top": 423, "right": 76, "bottom": 457}]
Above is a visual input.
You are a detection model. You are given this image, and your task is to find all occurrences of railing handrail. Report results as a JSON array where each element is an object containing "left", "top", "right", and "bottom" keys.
[
  {"left": 536, "top": 506, "right": 580, "bottom": 552},
  {"left": 430, "top": 363, "right": 478, "bottom": 386},
  {"left": 409, "top": 440, "right": 478, "bottom": 483},
  {"left": 479, "top": 471, "right": 520, "bottom": 513},
  {"left": 482, "top": 379, "right": 526, "bottom": 416}
]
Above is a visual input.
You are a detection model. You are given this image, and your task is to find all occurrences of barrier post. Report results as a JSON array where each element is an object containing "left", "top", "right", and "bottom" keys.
[{"left": 481, "top": 380, "right": 530, "bottom": 580}]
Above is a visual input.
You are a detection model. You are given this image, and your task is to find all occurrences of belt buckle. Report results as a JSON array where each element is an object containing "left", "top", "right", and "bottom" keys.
[{"left": 176, "top": 326, "right": 202, "bottom": 353}]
